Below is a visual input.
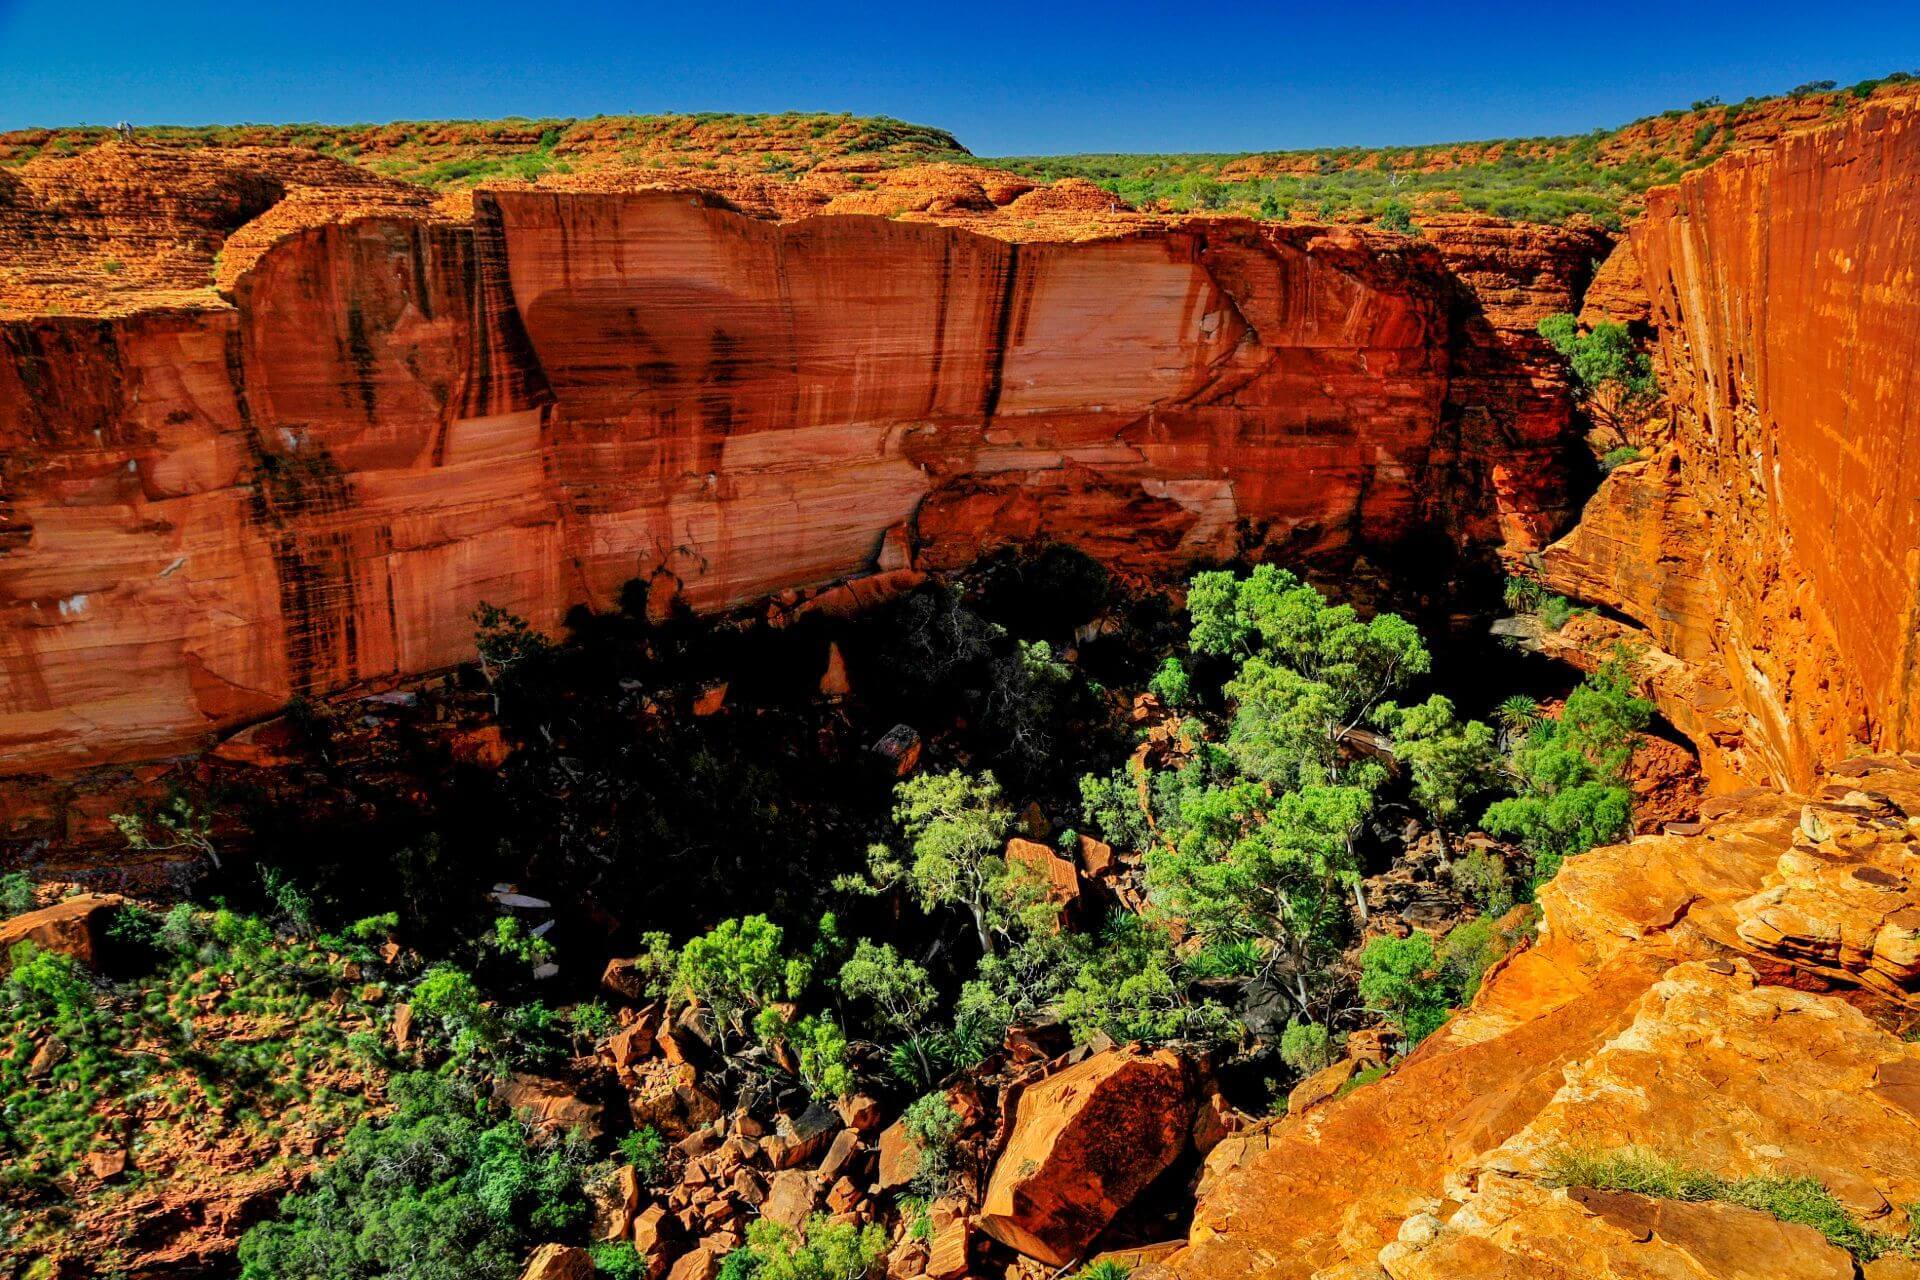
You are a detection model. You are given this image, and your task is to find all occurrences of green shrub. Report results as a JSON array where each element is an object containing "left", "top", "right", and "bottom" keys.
[
  {"left": 717, "top": 1215, "right": 888, "bottom": 1280},
  {"left": 620, "top": 1124, "right": 670, "bottom": 1184},
  {"left": 1537, "top": 595, "right": 1577, "bottom": 631},
  {"left": 0, "top": 871, "right": 34, "bottom": 918},
  {"left": 1334, "top": 1064, "right": 1387, "bottom": 1099},
  {"left": 1450, "top": 847, "right": 1516, "bottom": 916},
  {"left": 788, "top": 1014, "right": 853, "bottom": 1100},
  {"left": 238, "top": 1071, "right": 591, "bottom": 1280},
  {"left": 1483, "top": 651, "right": 1651, "bottom": 883},
  {"left": 593, "top": 1241, "right": 646, "bottom": 1280},
  {"left": 1357, "top": 933, "right": 1453, "bottom": 1045},
  {"left": 1278, "top": 1019, "right": 1336, "bottom": 1074},
  {"left": 1147, "top": 656, "right": 1192, "bottom": 707},
  {"left": 900, "top": 1094, "right": 963, "bottom": 1198},
  {"left": 1601, "top": 445, "right": 1642, "bottom": 471}
]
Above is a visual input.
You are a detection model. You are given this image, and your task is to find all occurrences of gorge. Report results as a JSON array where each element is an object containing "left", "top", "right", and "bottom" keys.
[{"left": 4, "top": 81, "right": 1920, "bottom": 1280}]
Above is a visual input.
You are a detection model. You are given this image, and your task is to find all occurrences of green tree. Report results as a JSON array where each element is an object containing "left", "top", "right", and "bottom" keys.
[
  {"left": 668, "top": 916, "right": 810, "bottom": 1050},
  {"left": 1146, "top": 774, "right": 1372, "bottom": 1013},
  {"left": 1057, "top": 915, "right": 1235, "bottom": 1048},
  {"left": 111, "top": 792, "right": 222, "bottom": 869},
  {"left": 985, "top": 641, "right": 1075, "bottom": 771},
  {"left": 409, "top": 965, "right": 499, "bottom": 1061},
  {"left": 874, "top": 771, "right": 1014, "bottom": 956},
  {"left": 0, "top": 871, "right": 33, "bottom": 918},
  {"left": 619, "top": 1125, "right": 669, "bottom": 1184},
  {"left": 471, "top": 601, "right": 551, "bottom": 713},
  {"left": 839, "top": 940, "right": 939, "bottom": 1083},
  {"left": 1147, "top": 656, "right": 1192, "bottom": 708},
  {"left": 1357, "top": 932, "right": 1453, "bottom": 1046},
  {"left": 1373, "top": 695, "right": 1499, "bottom": 827},
  {"left": 1537, "top": 314, "right": 1656, "bottom": 398},
  {"left": 1192, "top": 565, "right": 1429, "bottom": 787},
  {"left": 788, "top": 1015, "right": 854, "bottom": 1100},
  {"left": 1078, "top": 763, "right": 1153, "bottom": 854},
  {"left": 1482, "top": 653, "right": 1651, "bottom": 882},
  {"left": 899, "top": 1094, "right": 964, "bottom": 1198}
]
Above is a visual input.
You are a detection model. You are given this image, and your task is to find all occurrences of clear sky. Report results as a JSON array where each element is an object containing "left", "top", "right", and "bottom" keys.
[{"left": 2, "top": 0, "right": 1916, "bottom": 155}]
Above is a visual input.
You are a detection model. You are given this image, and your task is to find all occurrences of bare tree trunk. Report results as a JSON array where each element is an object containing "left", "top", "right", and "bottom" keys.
[{"left": 970, "top": 902, "right": 996, "bottom": 958}]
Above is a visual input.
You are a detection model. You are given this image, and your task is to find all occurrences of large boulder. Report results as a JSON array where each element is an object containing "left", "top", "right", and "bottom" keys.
[
  {"left": 498, "top": 1073, "right": 607, "bottom": 1142},
  {"left": 520, "top": 1244, "right": 592, "bottom": 1280},
  {"left": 978, "top": 1046, "right": 1195, "bottom": 1264},
  {"left": 0, "top": 894, "right": 123, "bottom": 971}
]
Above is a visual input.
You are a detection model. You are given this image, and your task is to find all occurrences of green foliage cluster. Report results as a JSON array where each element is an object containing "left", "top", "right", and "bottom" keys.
[
  {"left": 1278, "top": 1018, "right": 1336, "bottom": 1074},
  {"left": 976, "top": 71, "right": 1919, "bottom": 229},
  {"left": 619, "top": 1124, "right": 670, "bottom": 1185},
  {"left": 1547, "top": 1148, "right": 1920, "bottom": 1263},
  {"left": 629, "top": 913, "right": 850, "bottom": 1096},
  {"left": 1090, "top": 566, "right": 1497, "bottom": 1034},
  {"left": 899, "top": 1094, "right": 964, "bottom": 1198},
  {"left": 1355, "top": 927, "right": 1508, "bottom": 1046},
  {"left": 1, "top": 906, "right": 388, "bottom": 1202},
  {"left": 1503, "top": 575, "right": 1582, "bottom": 632},
  {"left": 717, "top": 1215, "right": 888, "bottom": 1280},
  {"left": 1483, "top": 652, "right": 1653, "bottom": 884},
  {"left": 1537, "top": 314, "right": 1658, "bottom": 399},
  {"left": 0, "top": 870, "right": 34, "bottom": 918},
  {"left": 1601, "top": 444, "right": 1644, "bottom": 472},
  {"left": 592, "top": 1242, "right": 647, "bottom": 1280},
  {"left": 238, "top": 1071, "right": 592, "bottom": 1280}
]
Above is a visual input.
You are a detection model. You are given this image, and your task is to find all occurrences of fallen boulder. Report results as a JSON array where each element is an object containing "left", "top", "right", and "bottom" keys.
[
  {"left": 521, "top": 1244, "right": 592, "bottom": 1280},
  {"left": 978, "top": 1046, "right": 1195, "bottom": 1265},
  {"left": 0, "top": 893, "right": 123, "bottom": 971}
]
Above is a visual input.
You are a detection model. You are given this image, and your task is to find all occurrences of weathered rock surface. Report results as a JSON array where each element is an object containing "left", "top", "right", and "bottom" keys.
[
  {"left": 0, "top": 892, "right": 122, "bottom": 968},
  {"left": 1165, "top": 755, "right": 1920, "bottom": 1280},
  {"left": 980, "top": 1045, "right": 1195, "bottom": 1265},
  {"left": 1538, "top": 100, "right": 1920, "bottom": 789},
  {"left": 521, "top": 1243, "right": 594, "bottom": 1280},
  {"left": 1, "top": 150, "right": 1602, "bottom": 775}
]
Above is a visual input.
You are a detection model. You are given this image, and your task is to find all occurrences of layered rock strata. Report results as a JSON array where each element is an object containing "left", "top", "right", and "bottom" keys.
[{"left": 1, "top": 158, "right": 1602, "bottom": 775}]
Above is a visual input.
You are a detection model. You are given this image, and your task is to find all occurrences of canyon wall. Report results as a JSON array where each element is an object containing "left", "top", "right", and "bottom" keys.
[
  {"left": 1537, "top": 99, "right": 1920, "bottom": 789},
  {"left": 1, "top": 170, "right": 1602, "bottom": 776}
]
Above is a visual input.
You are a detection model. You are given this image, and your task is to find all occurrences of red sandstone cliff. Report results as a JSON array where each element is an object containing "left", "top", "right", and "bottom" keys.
[
  {"left": 1536, "top": 100, "right": 1920, "bottom": 789},
  {"left": 0, "top": 156, "right": 1601, "bottom": 775}
]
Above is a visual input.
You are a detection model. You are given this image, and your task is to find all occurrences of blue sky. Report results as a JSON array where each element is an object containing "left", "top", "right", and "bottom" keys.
[{"left": 2, "top": 0, "right": 1915, "bottom": 155}]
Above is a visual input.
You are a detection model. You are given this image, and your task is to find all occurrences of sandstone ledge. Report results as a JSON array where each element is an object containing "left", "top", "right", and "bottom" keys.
[{"left": 1164, "top": 754, "right": 1920, "bottom": 1280}]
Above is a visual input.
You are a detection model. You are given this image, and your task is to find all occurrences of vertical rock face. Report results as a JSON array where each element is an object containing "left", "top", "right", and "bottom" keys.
[
  {"left": 1543, "top": 102, "right": 1920, "bottom": 788},
  {"left": 2, "top": 179, "right": 1595, "bottom": 775}
]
